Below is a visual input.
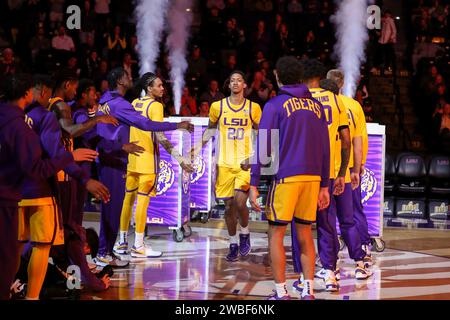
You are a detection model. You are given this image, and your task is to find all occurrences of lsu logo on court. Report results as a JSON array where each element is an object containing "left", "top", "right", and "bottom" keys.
[
  {"left": 156, "top": 160, "right": 175, "bottom": 195},
  {"left": 190, "top": 155, "right": 206, "bottom": 184},
  {"left": 361, "top": 168, "right": 377, "bottom": 204}
]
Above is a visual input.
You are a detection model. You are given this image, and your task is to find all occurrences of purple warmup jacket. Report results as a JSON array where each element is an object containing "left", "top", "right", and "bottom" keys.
[
  {"left": 250, "top": 84, "right": 330, "bottom": 187},
  {"left": 0, "top": 102, "right": 73, "bottom": 206},
  {"left": 96, "top": 90, "right": 178, "bottom": 169},
  {"left": 21, "top": 102, "right": 90, "bottom": 199}
]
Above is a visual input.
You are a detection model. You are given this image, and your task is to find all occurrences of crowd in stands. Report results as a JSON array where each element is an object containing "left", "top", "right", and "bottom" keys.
[{"left": 0, "top": 0, "right": 339, "bottom": 116}]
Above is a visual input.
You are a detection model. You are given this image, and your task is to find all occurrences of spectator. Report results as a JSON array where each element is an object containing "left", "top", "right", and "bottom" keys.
[
  {"left": 378, "top": 10, "right": 397, "bottom": 73},
  {"left": 223, "top": 0, "right": 240, "bottom": 20},
  {"left": 82, "top": 50, "right": 100, "bottom": 78},
  {"left": 80, "top": 0, "right": 96, "bottom": 44},
  {"left": 187, "top": 46, "right": 208, "bottom": 83},
  {"left": 220, "top": 18, "right": 240, "bottom": 62},
  {"left": 128, "top": 35, "right": 139, "bottom": 61},
  {"left": 95, "top": 0, "right": 111, "bottom": 33},
  {"left": 255, "top": 0, "right": 274, "bottom": 13},
  {"left": 67, "top": 55, "right": 81, "bottom": 77},
  {"left": 219, "top": 53, "right": 237, "bottom": 85},
  {"left": 200, "top": 80, "right": 225, "bottom": 106},
  {"left": 122, "top": 52, "right": 138, "bottom": 82},
  {"left": 432, "top": 84, "right": 448, "bottom": 117},
  {"left": 363, "top": 99, "right": 375, "bottom": 123},
  {"left": 93, "top": 59, "right": 109, "bottom": 89},
  {"left": 79, "top": 33, "right": 96, "bottom": 61},
  {"left": 197, "top": 100, "right": 210, "bottom": 117},
  {"left": 304, "top": 30, "right": 318, "bottom": 57},
  {"left": 52, "top": 25, "right": 75, "bottom": 52},
  {"left": 287, "top": 0, "right": 303, "bottom": 14},
  {"left": 251, "top": 20, "right": 271, "bottom": 58},
  {"left": 29, "top": 27, "right": 51, "bottom": 64},
  {"left": 273, "top": 23, "right": 295, "bottom": 58},
  {"left": 49, "top": 0, "right": 65, "bottom": 29},
  {"left": 245, "top": 70, "right": 271, "bottom": 105},
  {"left": 0, "top": 48, "right": 21, "bottom": 76},
  {"left": 107, "top": 25, "right": 127, "bottom": 62},
  {"left": 180, "top": 86, "right": 197, "bottom": 116}
]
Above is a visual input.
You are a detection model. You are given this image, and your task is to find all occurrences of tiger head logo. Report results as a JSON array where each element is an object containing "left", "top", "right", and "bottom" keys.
[
  {"left": 190, "top": 155, "right": 206, "bottom": 184},
  {"left": 361, "top": 168, "right": 377, "bottom": 204},
  {"left": 156, "top": 160, "right": 175, "bottom": 195}
]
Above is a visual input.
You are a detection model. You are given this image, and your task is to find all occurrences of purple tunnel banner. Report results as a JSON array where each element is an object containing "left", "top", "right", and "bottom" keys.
[
  {"left": 146, "top": 129, "right": 191, "bottom": 228},
  {"left": 337, "top": 124, "right": 385, "bottom": 237}
]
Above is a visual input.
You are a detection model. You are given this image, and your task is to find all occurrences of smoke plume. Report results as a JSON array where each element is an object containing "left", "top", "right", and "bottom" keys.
[
  {"left": 135, "top": 0, "right": 169, "bottom": 74},
  {"left": 331, "top": 0, "right": 369, "bottom": 97},
  {"left": 166, "top": 0, "right": 193, "bottom": 114}
]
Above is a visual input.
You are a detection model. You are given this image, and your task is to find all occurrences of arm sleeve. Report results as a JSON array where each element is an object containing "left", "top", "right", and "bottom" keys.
[
  {"left": 114, "top": 99, "right": 178, "bottom": 132},
  {"left": 40, "top": 113, "right": 90, "bottom": 185},
  {"left": 13, "top": 119, "right": 73, "bottom": 180},
  {"left": 250, "top": 102, "right": 278, "bottom": 186}
]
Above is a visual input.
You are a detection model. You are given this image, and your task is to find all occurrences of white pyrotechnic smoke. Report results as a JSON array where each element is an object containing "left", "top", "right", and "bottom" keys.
[
  {"left": 135, "top": 0, "right": 169, "bottom": 74},
  {"left": 331, "top": 0, "right": 369, "bottom": 97},
  {"left": 166, "top": 0, "right": 193, "bottom": 114}
]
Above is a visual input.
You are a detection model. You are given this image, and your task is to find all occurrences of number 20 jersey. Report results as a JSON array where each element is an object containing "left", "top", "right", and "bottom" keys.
[
  {"left": 209, "top": 97, "right": 262, "bottom": 169},
  {"left": 309, "top": 88, "right": 348, "bottom": 180}
]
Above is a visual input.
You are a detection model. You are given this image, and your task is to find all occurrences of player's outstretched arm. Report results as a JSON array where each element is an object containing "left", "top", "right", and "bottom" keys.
[
  {"left": 351, "top": 136, "right": 363, "bottom": 190},
  {"left": 334, "top": 126, "right": 350, "bottom": 195},
  {"left": 191, "top": 120, "right": 217, "bottom": 158},
  {"left": 155, "top": 132, "right": 194, "bottom": 173}
]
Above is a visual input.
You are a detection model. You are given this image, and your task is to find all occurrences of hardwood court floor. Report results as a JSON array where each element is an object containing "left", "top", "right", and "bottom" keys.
[{"left": 81, "top": 219, "right": 450, "bottom": 300}]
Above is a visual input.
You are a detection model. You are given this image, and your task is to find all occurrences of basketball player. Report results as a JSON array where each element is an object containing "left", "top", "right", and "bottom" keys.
[
  {"left": 95, "top": 68, "right": 193, "bottom": 267},
  {"left": 192, "top": 71, "right": 262, "bottom": 262},
  {"left": 327, "top": 69, "right": 372, "bottom": 262},
  {"left": 115, "top": 72, "right": 194, "bottom": 258},
  {"left": 249, "top": 56, "right": 331, "bottom": 300}
]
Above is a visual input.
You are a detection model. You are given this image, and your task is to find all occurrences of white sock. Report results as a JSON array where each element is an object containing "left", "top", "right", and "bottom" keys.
[
  {"left": 240, "top": 225, "right": 249, "bottom": 235},
  {"left": 119, "top": 231, "right": 128, "bottom": 244},
  {"left": 275, "top": 282, "right": 288, "bottom": 297},
  {"left": 135, "top": 232, "right": 144, "bottom": 248},
  {"left": 229, "top": 235, "right": 238, "bottom": 245},
  {"left": 302, "top": 280, "right": 314, "bottom": 297}
]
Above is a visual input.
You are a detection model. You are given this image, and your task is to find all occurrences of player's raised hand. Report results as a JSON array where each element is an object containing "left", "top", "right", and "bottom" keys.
[
  {"left": 317, "top": 187, "right": 330, "bottom": 211},
  {"left": 96, "top": 115, "right": 119, "bottom": 126},
  {"left": 177, "top": 121, "right": 194, "bottom": 133},
  {"left": 333, "top": 176, "right": 345, "bottom": 195},
  {"left": 85, "top": 179, "right": 110, "bottom": 203},
  {"left": 350, "top": 172, "right": 360, "bottom": 190},
  {"left": 248, "top": 186, "right": 261, "bottom": 212},
  {"left": 72, "top": 148, "right": 98, "bottom": 162},
  {"left": 122, "top": 141, "right": 145, "bottom": 155}
]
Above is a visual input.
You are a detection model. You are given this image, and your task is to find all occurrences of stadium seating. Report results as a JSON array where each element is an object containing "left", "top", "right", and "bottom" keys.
[{"left": 427, "top": 155, "right": 450, "bottom": 220}]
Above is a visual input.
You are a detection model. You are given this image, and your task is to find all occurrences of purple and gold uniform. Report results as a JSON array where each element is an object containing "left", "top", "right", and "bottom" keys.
[
  {"left": 340, "top": 95, "right": 371, "bottom": 247},
  {"left": 19, "top": 102, "right": 91, "bottom": 246},
  {"left": 251, "top": 85, "right": 330, "bottom": 225},
  {"left": 291, "top": 89, "right": 365, "bottom": 273},
  {"left": 211, "top": 98, "right": 262, "bottom": 199},
  {"left": 95, "top": 90, "right": 178, "bottom": 257},
  {"left": 0, "top": 102, "right": 73, "bottom": 299}
]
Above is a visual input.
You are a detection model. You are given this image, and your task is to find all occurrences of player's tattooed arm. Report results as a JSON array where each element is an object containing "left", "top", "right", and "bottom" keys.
[
  {"left": 156, "top": 132, "right": 194, "bottom": 172},
  {"left": 53, "top": 101, "right": 119, "bottom": 138},
  {"left": 337, "top": 126, "right": 351, "bottom": 178}
]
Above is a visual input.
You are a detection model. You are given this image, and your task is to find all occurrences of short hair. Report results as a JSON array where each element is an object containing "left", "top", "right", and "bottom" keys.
[
  {"left": 76, "top": 78, "right": 95, "bottom": 99},
  {"left": 85, "top": 228, "right": 99, "bottom": 258},
  {"left": 0, "top": 73, "right": 33, "bottom": 101},
  {"left": 319, "top": 79, "right": 339, "bottom": 95},
  {"left": 229, "top": 70, "right": 246, "bottom": 83},
  {"left": 275, "top": 56, "right": 303, "bottom": 85},
  {"left": 33, "top": 74, "right": 54, "bottom": 89},
  {"left": 326, "top": 69, "right": 345, "bottom": 89},
  {"left": 53, "top": 68, "right": 78, "bottom": 91},
  {"left": 107, "top": 67, "right": 127, "bottom": 90},
  {"left": 301, "top": 59, "right": 326, "bottom": 81}
]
